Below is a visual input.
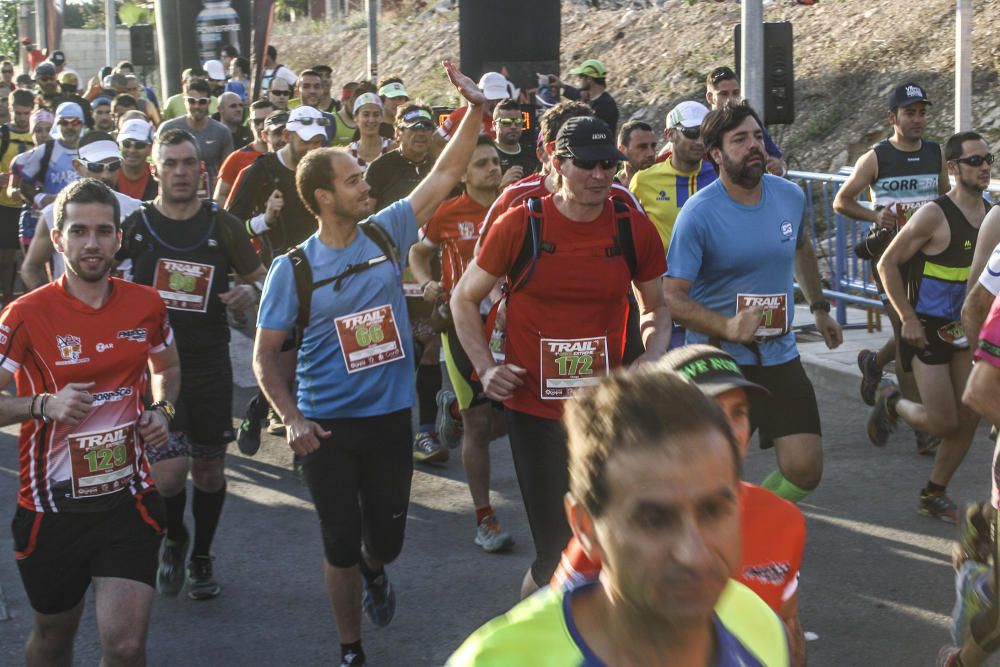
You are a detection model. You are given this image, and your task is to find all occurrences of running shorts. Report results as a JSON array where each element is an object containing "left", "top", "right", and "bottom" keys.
[
  {"left": 899, "top": 314, "right": 969, "bottom": 373},
  {"left": 740, "top": 357, "right": 822, "bottom": 447},
  {"left": 172, "top": 346, "right": 236, "bottom": 452}
]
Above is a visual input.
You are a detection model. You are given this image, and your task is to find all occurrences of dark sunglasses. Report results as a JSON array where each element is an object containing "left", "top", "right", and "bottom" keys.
[
  {"left": 566, "top": 156, "right": 619, "bottom": 171},
  {"left": 675, "top": 125, "right": 701, "bottom": 140},
  {"left": 58, "top": 118, "right": 82, "bottom": 127},
  {"left": 496, "top": 118, "right": 523, "bottom": 128},
  {"left": 952, "top": 153, "right": 995, "bottom": 167},
  {"left": 1, "top": 69, "right": 13, "bottom": 75},
  {"left": 185, "top": 96, "right": 210, "bottom": 105},
  {"left": 120, "top": 139, "right": 149, "bottom": 150},
  {"left": 83, "top": 159, "right": 121, "bottom": 173},
  {"left": 269, "top": 89, "right": 291, "bottom": 97},
  {"left": 291, "top": 116, "right": 331, "bottom": 127}
]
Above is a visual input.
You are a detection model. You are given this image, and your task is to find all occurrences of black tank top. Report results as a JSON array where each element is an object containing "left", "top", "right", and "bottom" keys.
[{"left": 871, "top": 139, "right": 942, "bottom": 224}]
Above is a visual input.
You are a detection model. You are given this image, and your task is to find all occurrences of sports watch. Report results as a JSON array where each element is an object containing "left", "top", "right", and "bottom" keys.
[
  {"left": 809, "top": 300, "right": 831, "bottom": 314},
  {"left": 150, "top": 400, "right": 176, "bottom": 421}
]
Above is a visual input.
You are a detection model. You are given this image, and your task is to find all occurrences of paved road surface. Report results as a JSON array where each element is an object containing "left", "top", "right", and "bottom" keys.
[{"left": 1, "top": 326, "right": 998, "bottom": 666}]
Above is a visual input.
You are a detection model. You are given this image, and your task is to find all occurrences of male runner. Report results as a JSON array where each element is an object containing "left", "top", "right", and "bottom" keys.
[
  {"left": 157, "top": 79, "right": 234, "bottom": 190},
  {"left": 492, "top": 99, "right": 538, "bottom": 187},
  {"left": 90, "top": 97, "right": 117, "bottom": 134},
  {"left": 409, "top": 135, "right": 514, "bottom": 553},
  {"left": 213, "top": 100, "right": 275, "bottom": 206},
  {"left": 4, "top": 178, "right": 179, "bottom": 666},
  {"left": 8, "top": 101, "right": 83, "bottom": 210},
  {"left": 254, "top": 62, "right": 486, "bottom": 667},
  {"left": 452, "top": 116, "right": 670, "bottom": 596},
  {"left": 833, "top": 82, "right": 950, "bottom": 454},
  {"left": 615, "top": 120, "right": 656, "bottom": 187},
  {"left": 664, "top": 102, "right": 842, "bottom": 505},
  {"left": 448, "top": 371, "right": 789, "bottom": 667},
  {"left": 267, "top": 77, "right": 293, "bottom": 113},
  {"left": 0, "top": 88, "right": 34, "bottom": 302},
  {"left": 212, "top": 92, "right": 250, "bottom": 149},
  {"left": 116, "top": 118, "right": 158, "bottom": 201},
  {"left": 547, "top": 59, "right": 619, "bottom": 137},
  {"left": 434, "top": 71, "right": 511, "bottom": 150},
  {"left": 867, "top": 132, "right": 993, "bottom": 521},
  {"left": 704, "top": 66, "right": 786, "bottom": 176}
]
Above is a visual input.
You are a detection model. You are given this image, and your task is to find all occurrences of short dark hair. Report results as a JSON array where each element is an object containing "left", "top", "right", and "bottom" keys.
[
  {"left": 221, "top": 45, "right": 239, "bottom": 58},
  {"left": 492, "top": 99, "right": 520, "bottom": 119},
  {"left": 114, "top": 60, "right": 134, "bottom": 73},
  {"left": 707, "top": 66, "right": 738, "bottom": 88},
  {"left": 539, "top": 100, "right": 592, "bottom": 144},
  {"left": 233, "top": 57, "right": 250, "bottom": 76},
  {"left": 112, "top": 93, "right": 137, "bottom": 110},
  {"left": 945, "top": 131, "right": 985, "bottom": 162},
  {"left": 185, "top": 79, "right": 210, "bottom": 96},
  {"left": 266, "top": 45, "right": 277, "bottom": 60},
  {"left": 154, "top": 128, "right": 201, "bottom": 162},
  {"left": 249, "top": 99, "right": 274, "bottom": 112},
  {"left": 565, "top": 369, "right": 739, "bottom": 518},
  {"left": 296, "top": 147, "right": 345, "bottom": 216},
  {"left": 701, "top": 101, "right": 763, "bottom": 154},
  {"left": 54, "top": 178, "right": 120, "bottom": 232},
  {"left": 9, "top": 89, "right": 33, "bottom": 108},
  {"left": 299, "top": 69, "right": 321, "bottom": 81},
  {"left": 618, "top": 120, "right": 653, "bottom": 147}
]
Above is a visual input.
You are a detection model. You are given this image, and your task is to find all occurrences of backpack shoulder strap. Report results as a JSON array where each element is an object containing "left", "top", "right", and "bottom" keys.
[
  {"left": 507, "top": 197, "right": 544, "bottom": 293},
  {"left": 0, "top": 125, "right": 10, "bottom": 161},
  {"left": 202, "top": 199, "right": 239, "bottom": 268},
  {"left": 286, "top": 245, "right": 313, "bottom": 334},
  {"left": 34, "top": 139, "right": 55, "bottom": 185},
  {"left": 611, "top": 198, "right": 638, "bottom": 278},
  {"left": 358, "top": 219, "right": 400, "bottom": 275}
]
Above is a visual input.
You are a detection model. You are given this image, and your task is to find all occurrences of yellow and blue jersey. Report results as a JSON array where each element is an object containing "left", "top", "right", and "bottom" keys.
[{"left": 629, "top": 157, "right": 718, "bottom": 253}]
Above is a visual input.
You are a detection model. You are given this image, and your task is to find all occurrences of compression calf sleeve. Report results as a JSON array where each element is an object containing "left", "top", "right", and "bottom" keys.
[
  {"left": 416, "top": 363, "right": 442, "bottom": 429},
  {"left": 163, "top": 487, "right": 188, "bottom": 542},
  {"left": 761, "top": 469, "right": 812, "bottom": 504},
  {"left": 191, "top": 481, "right": 226, "bottom": 558}
]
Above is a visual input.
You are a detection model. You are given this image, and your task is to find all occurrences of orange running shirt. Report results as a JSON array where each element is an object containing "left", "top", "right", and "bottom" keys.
[{"left": 423, "top": 192, "right": 488, "bottom": 297}]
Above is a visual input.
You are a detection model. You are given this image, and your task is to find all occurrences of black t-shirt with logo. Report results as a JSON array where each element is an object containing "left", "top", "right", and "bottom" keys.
[
  {"left": 496, "top": 143, "right": 539, "bottom": 177},
  {"left": 227, "top": 152, "right": 313, "bottom": 256},
  {"left": 365, "top": 149, "right": 435, "bottom": 212},
  {"left": 118, "top": 203, "right": 259, "bottom": 352}
]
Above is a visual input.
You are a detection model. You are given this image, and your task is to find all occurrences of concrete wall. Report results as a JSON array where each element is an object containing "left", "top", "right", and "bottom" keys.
[{"left": 60, "top": 28, "right": 132, "bottom": 85}]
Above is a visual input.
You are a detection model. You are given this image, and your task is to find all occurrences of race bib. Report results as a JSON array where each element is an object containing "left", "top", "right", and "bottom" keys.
[
  {"left": 335, "top": 304, "right": 406, "bottom": 373},
  {"left": 68, "top": 423, "right": 138, "bottom": 499},
  {"left": 154, "top": 258, "right": 215, "bottom": 312},
  {"left": 937, "top": 320, "right": 969, "bottom": 348},
  {"left": 737, "top": 293, "right": 788, "bottom": 338},
  {"left": 540, "top": 336, "right": 609, "bottom": 400},
  {"left": 488, "top": 327, "right": 506, "bottom": 363},
  {"left": 403, "top": 282, "right": 423, "bottom": 298}
]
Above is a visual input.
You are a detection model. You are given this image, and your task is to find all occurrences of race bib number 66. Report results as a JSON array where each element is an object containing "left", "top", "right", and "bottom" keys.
[{"left": 335, "top": 304, "right": 406, "bottom": 373}]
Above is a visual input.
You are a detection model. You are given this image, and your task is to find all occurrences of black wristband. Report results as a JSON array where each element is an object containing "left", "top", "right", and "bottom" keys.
[{"left": 809, "top": 300, "right": 831, "bottom": 314}]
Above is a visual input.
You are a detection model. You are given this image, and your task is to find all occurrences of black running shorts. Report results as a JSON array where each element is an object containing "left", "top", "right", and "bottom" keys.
[
  {"left": 740, "top": 356, "right": 822, "bottom": 447},
  {"left": 172, "top": 346, "right": 235, "bottom": 452},
  {"left": 898, "top": 314, "right": 969, "bottom": 373}
]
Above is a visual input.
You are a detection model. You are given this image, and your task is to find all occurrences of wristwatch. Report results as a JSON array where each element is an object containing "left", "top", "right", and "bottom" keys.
[
  {"left": 150, "top": 400, "right": 176, "bottom": 421},
  {"left": 809, "top": 300, "right": 831, "bottom": 314}
]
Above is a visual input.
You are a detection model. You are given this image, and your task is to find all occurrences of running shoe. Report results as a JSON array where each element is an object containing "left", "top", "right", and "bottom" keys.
[
  {"left": 236, "top": 395, "right": 266, "bottom": 456},
  {"left": 920, "top": 489, "right": 960, "bottom": 523},
  {"left": 953, "top": 502, "right": 994, "bottom": 569},
  {"left": 266, "top": 408, "right": 286, "bottom": 436},
  {"left": 936, "top": 646, "right": 962, "bottom": 667},
  {"left": 435, "top": 389, "right": 462, "bottom": 449},
  {"left": 340, "top": 651, "right": 367, "bottom": 667},
  {"left": 916, "top": 430, "right": 942, "bottom": 456},
  {"left": 950, "top": 560, "right": 994, "bottom": 646},
  {"left": 857, "top": 349, "right": 882, "bottom": 406},
  {"left": 866, "top": 380, "right": 900, "bottom": 447},
  {"left": 412, "top": 431, "right": 449, "bottom": 464},
  {"left": 361, "top": 571, "right": 396, "bottom": 627},
  {"left": 187, "top": 555, "right": 222, "bottom": 600},
  {"left": 156, "top": 534, "right": 189, "bottom": 597},
  {"left": 475, "top": 513, "right": 515, "bottom": 553}
]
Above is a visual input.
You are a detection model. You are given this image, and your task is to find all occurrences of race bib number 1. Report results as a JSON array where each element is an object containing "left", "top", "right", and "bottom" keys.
[
  {"left": 737, "top": 293, "right": 788, "bottom": 338},
  {"left": 335, "top": 304, "right": 406, "bottom": 373},
  {"left": 154, "top": 258, "right": 215, "bottom": 312},
  {"left": 540, "top": 336, "right": 609, "bottom": 400},
  {"left": 69, "top": 423, "right": 138, "bottom": 499}
]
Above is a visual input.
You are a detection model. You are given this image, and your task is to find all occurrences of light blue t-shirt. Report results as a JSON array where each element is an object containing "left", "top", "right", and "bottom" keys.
[
  {"left": 257, "top": 198, "right": 419, "bottom": 419},
  {"left": 666, "top": 175, "right": 806, "bottom": 367}
]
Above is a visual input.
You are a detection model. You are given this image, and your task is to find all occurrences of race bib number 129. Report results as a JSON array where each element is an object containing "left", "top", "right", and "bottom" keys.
[{"left": 335, "top": 304, "right": 406, "bottom": 373}]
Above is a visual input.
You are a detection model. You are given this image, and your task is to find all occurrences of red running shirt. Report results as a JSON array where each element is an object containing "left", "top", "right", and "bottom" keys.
[
  {"left": 438, "top": 106, "right": 495, "bottom": 140},
  {"left": 552, "top": 482, "right": 806, "bottom": 613},
  {"left": 0, "top": 277, "right": 173, "bottom": 513},
  {"left": 476, "top": 195, "right": 664, "bottom": 420},
  {"left": 423, "top": 193, "right": 488, "bottom": 297}
]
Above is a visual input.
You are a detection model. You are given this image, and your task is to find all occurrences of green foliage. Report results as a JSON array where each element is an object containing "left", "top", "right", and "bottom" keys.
[
  {"left": 0, "top": 0, "right": 18, "bottom": 64},
  {"left": 119, "top": 2, "right": 154, "bottom": 26}
]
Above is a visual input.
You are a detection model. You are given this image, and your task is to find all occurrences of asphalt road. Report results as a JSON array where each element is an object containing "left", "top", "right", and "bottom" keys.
[{"left": 1, "top": 326, "right": 999, "bottom": 666}]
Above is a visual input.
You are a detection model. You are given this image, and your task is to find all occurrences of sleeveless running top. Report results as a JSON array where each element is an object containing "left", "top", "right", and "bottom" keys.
[{"left": 870, "top": 139, "right": 941, "bottom": 224}]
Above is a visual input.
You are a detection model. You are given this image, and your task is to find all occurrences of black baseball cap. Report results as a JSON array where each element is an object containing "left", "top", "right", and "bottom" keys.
[
  {"left": 657, "top": 344, "right": 769, "bottom": 398},
  {"left": 555, "top": 116, "right": 626, "bottom": 162},
  {"left": 50, "top": 50, "right": 65, "bottom": 65},
  {"left": 888, "top": 82, "right": 931, "bottom": 110}
]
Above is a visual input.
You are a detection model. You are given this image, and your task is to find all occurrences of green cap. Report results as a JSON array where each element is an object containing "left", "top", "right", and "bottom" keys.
[{"left": 569, "top": 59, "right": 607, "bottom": 79}]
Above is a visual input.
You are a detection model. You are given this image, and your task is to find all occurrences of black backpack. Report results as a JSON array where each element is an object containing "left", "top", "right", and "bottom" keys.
[
  {"left": 286, "top": 220, "right": 401, "bottom": 347},
  {"left": 121, "top": 200, "right": 239, "bottom": 268}
]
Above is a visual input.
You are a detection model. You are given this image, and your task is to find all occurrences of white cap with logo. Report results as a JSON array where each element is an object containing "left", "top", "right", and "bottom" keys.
[
  {"left": 667, "top": 101, "right": 710, "bottom": 129},
  {"left": 286, "top": 106, "right": 328, "bottom": 141}
]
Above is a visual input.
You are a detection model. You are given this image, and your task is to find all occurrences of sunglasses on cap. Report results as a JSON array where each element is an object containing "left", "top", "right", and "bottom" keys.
[
  {"left": 185, "top": 96, "right": 210, "bottom": 105},
  {"left": 290, "top": 116, "right": 331, "bottom": 127},
  {"left": 83, "top": 159, "right": 121, "bottom": 173},
  {"left": 562, "top": 155, "right": 619, "bottom": 171},
  {"left": 495, "top": 118, "right": 523, "bottom": 128},
  {"left": 952, "top": 153, "right": 994, "bottom": 167},
  {"left": 58, "top": 118, "right": 82, "bottom": 127},
  {"left": 1, "top": 69, "right": 13, "bottom": 75},
  {"left": 120, "top": 139, "right": 149, "bottom": 150},
  {"left": 269, "top": 89, "right": 291, "bottom": 97},
  {"left": 675, "top": 125, "right": 701, "bottom": 140}
]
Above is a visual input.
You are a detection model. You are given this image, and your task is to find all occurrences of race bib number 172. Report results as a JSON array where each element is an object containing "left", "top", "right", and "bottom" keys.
[{"left": 539, "top": 336, "right": 609, "bottom": 400}]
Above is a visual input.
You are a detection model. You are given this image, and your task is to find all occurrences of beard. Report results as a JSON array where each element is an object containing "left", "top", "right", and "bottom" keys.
[
  {"left": 67, "top": 255, "right": 113, "bottom": 283},
  {"left": 720, "top": 147, "right": 765, "bottom": 189}
]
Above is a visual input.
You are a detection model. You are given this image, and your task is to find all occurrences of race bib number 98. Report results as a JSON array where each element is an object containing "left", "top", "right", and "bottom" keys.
[
  {"left": 335, "top": 304, "right": 406, "bottom": 373},
  {"left": 540, "top": 336, "right": 609, "bottom": 400},
  {"left": 737, "top": 293, "right": 788, "bottom": 338},
  {"left": 154, "top": 258, "right": 215, "bottom": 312}
]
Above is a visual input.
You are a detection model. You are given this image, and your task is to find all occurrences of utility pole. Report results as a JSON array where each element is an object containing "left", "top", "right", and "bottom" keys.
[
  {"left": 326, "top": 0, "right": 339, "bottom": 24},
  {"left": 740, "top": 0, "right": 764, "bottom": 115},
  {"left": 105, "top": 0, "right": 118, "bottom": 66},
  {"left": 366, "top": 0, "right": 377, "bottom": 82},
  {"left": 955, "top": 0, "right": 972, "bottom": 131}
]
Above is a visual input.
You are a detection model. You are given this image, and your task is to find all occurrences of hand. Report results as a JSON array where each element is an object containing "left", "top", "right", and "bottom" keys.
[
  {"left": 765, "top": 156, "right": 785, "bottom": 177},
  {"left": 814, "top": 310, "right": 843, "bottom": 349},
  {"left": 444, "top": 60, "right": 487, "bottom": 106},
  {"left": 265, "top": 189, "right": 284, "bottom": 225},
  {"left": 480, "top": 364, "right": 526, "bottom": 402},
  {"left": 875, "top": 205, "right": 898, "bottom": 229},
  {"left": 422, "top": 280, "right": 442, "bottom": 303},
  {"left": 137, "top": 409, "right": 169, "bottom": 449},
  {"left": 285, "top": 415, "right": 331, "bottom": 456},
  {"left": 631, "top": 348, "right": 662, "bottom": 367},
  {"left": 219, "top": 283, "right": 256, "bottom": 314},
  {"left": 725, "top": 307, "right": 764, "bottom": 344},
  {"left": 901, "top": 317, "right": 928, "bottom": 349},
  {"left": 44, "top": 381, "right": 95, "bottom": 425},
  {"left": 500, "top": 166, "right": 523, "bottom": 189}
]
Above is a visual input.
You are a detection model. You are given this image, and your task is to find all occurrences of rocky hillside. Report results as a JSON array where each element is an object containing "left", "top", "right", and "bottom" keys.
[{"left": 273, "top": 0, "right": 1000, "bottom": 173}]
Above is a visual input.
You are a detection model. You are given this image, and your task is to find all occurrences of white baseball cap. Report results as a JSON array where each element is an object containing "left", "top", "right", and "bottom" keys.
[
  {"left": 78, "top": 136, "right": 122, "bottom": 163},
  {"left": 667, "top": 101, "right": 710, "bottom": 129},
  {"left": 118, "top": 118, "right": 154, "bottom": 144},
  {"left": 479, "top": 72, "right": 510, "bottom": 101},
  {"left": 204, "top": 59, "right": 226, "bottom": 82},
  {"left": 286, "top": 106, "right": 328, "bottom": 141},
  {"left": 352, "top": 92, "right": 383, "bottom": 116},
  {"left": 55, "top": 101, "right": 84, "bottom": 121}
]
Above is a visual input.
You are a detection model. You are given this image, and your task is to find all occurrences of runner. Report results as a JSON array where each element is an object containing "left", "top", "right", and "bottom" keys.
[
  {"left": 704, "top": 66, "right": 786, "bottom": 176},
  {"left": 213, "top": 100, "right": 275, "bottom": 206},
  {"left": 377, "top": 76, "right": 408, "bottom": 139},
  {"left": 615, "top": 119, "right": 655, "bottom": 187},
  {"left": 544, "top": 59, "right": 619, "bottom": 137},
  {"left": 408, "top": 135, "right": 514, "bottom": 553},
  {"left": 212, "top": 92, "right": 250, "bottom": 149},
  {"left": 452, "top": 116, "right": 670, "bottom": 596},
  {"left": 0, "top": 88, "right": 34, "bottom": 303},
  {"left": 433, "top": 71, "right": 512, "bottom": 151},
  {"left": 3, "top": 177, "right": 179, "bottom": 666},
  {"left": 90, "top": 96, "right": 117, "bottom": 134},
  {"left": 866, "top": 132, "right": 992, "bottom": 521},
  {"left": 963, "top": 208, "right": 1000, "bottom": 347},
  {"left": 287, "top": 69, "right": 337, "bottom": 143},
  {"left": 348, "top": 92, "right": 393, "bottom": 173},
  {"left": 552, "top": 344, "right": 808, "bottom": 666},
  {"left": 116, "top": 118, "right": 158, "bottom": 201},
  {"left": 833, "top": 82, "right": 950, "bottom": 454},
  {"left": 492, "top": 99, "right": 538, "bottom": 187},
  {"left": 664, "top": 102, "right": 843, "bottom": 505},
  {"left": 157, "top": 79, "right": 234, "bottom": 190},
  {"left": 447, "top": 370, "right": 789, "bottom": 667},
  {"left": 253, "top": 61, "right": 487, "bottom": 667}
]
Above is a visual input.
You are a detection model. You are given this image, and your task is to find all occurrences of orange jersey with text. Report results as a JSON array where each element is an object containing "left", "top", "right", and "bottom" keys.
[
  {"left": 0, "top": 277, "right": 173, "bottom": 513},
  {"left": 423, "top": 193, "right": 489, "bottom": 297}
]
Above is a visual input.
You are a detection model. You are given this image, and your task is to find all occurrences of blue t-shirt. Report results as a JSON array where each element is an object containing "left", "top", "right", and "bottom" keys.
[
  {"left": 257, "top": 198, "right": 419, "bottom": 419},
  {"left": 666, "top": 175, "right": 805, "bottom": 367}
]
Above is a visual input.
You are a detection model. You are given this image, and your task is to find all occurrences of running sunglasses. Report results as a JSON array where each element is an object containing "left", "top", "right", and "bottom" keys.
[
  {"left": 120, "top": 139, "right": 149, "bottom": 150},
  {"left": 952, "top": 153, "right": 994, "bottom": 167},
  {"left": 563, "top": 156, "right": 619, "bottom": 171},
  {"left": 269, "top": 89, "right": 291, "bottom": 97},
  {"left": 83, "top": 159, "right": 121, "bottom": 173},
  {"left": 58, "top": 118, "right": 81, "bottom": 127},
  {"left": 675, "top": 125, "right": 701, "bottom": 140},
  {"left": 185, "top": 96, "right": 210, "bottom": 105},
  {"left": 290, "top": 116, "right": 331, "bottom": 127},
  {"left": 495, "top": 118, "right": 523, "bottom": 128}
]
